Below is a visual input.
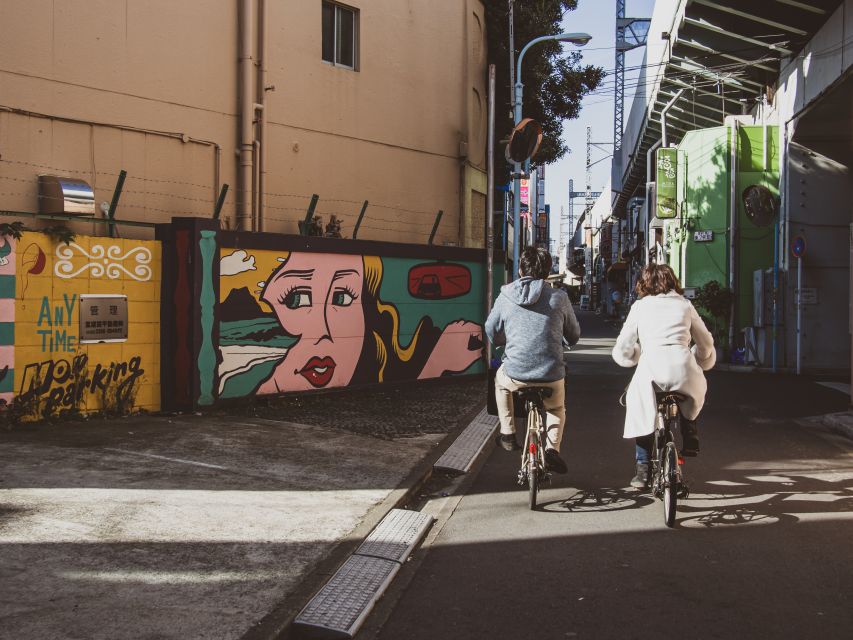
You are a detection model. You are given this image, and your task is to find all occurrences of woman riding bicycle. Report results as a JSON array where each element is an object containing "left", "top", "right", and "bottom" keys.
[{"left": 611, "top": 264, "right": 715, "bottom": 488}]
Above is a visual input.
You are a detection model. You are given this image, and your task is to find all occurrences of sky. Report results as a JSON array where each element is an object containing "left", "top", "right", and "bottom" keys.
[{"left": 545, "top": 0, "right": 656, "bottom": 256}]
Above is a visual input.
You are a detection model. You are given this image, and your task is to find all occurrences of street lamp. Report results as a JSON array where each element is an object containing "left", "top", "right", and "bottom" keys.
[{"left": 512, "top": 32, "right": 592, "bottom": 279}]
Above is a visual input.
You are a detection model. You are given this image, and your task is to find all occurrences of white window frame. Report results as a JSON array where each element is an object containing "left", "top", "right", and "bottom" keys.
[{"left": 322, "top": 1, "right": 359, "bottom": 71}]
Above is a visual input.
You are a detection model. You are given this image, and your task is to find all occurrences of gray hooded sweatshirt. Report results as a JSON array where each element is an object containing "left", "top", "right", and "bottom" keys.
[{"left": 485, "top": 277, "right": 581, "bottom": 382}]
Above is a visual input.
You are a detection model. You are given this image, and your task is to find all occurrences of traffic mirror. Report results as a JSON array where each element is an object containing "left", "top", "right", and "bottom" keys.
[{"left": 507, "top": 118, "right": 542, "bottom": 164}]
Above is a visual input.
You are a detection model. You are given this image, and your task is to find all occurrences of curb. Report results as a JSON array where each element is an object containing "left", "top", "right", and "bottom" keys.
[
  {"left": 238, "top": 402, "right": 486, "bottom": 640},
  {"left": 817, "top": 413, "right": 853, "bottom": 442}
]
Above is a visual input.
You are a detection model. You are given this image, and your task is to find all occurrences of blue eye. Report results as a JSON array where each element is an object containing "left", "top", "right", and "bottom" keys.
[
  {"left": 332, "top": 288, "right": 355, "bottom": 306},
  {"left": 281, "top": 288, "right": 311, "bottom": 309}
]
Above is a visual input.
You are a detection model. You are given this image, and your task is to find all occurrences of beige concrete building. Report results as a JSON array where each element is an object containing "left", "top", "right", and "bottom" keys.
[{"left": 0, "top": 0, "right": 488, "bottom": 246}]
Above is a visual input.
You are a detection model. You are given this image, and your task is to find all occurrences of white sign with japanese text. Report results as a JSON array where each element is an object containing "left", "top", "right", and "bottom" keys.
[{"left": 79, "top": 294, "right": 129, "bottom": 343}]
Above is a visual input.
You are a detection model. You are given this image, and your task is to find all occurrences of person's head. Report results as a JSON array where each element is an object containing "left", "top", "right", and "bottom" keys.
[
  {"left": 262, "top": 252, "right": 367, "bottom": 390},
  {"left": 262, "top": 253, "right": 424, "bottom": 390},
  {"left": 635, "top": 263, "right": 684, "bottom": 298},
  {"left": 518, "top": 247, "right": 552, "bottom": 280}
]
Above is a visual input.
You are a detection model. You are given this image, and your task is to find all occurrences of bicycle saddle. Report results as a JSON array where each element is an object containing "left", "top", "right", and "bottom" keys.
[
  {"left": 652, "top": 382, "right": 687, "bottom": 402},
  {"left": 516, "top": 387, "right": 553, "bottom": 402}
]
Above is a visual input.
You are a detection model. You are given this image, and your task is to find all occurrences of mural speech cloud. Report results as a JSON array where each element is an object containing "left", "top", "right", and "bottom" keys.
[{"left": 221, "top": 250, "right": 257, "bottom": 276}]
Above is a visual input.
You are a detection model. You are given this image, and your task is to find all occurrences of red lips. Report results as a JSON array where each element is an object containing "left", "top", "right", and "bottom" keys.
[{"left": 298, "top": 356, "right": 336, "bottom": 387}]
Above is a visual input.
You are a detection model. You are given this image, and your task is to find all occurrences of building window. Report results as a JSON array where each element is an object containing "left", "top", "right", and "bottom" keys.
[{"left": 322, "top": 1, "right": 358, "bottom": 69}]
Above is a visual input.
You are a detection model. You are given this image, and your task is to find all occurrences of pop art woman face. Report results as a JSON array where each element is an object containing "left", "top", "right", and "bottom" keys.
[{"left": 261, "top": 253, "right": 365, "bottom": 391}]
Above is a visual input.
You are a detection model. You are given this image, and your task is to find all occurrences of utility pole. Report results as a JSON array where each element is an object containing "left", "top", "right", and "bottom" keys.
[
  {"left": 613, "top": 1, "right": 650, "bottom": 189},
  {"left": 586, "top": 127, "right": 593, "bottom": 299},
  {"left": 614, "top": 0, "right": 627, "bottom": 154},
  {"left": 508, "top": 1, "right": 515, "bottom": 108},
  {"left": 586, "top": 126, "right": 593, "bottom": 218}
]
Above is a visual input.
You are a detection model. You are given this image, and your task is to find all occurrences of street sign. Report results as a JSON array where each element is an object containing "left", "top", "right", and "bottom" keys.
[
  {"left": 79, "top": 294, "right": 128, "bottom": 343},
  {"left": 795, "top": 287, "right": 817, "bottom": 305},
  {"left": 693, "top": 230, "right": 714, "bottom": 242},
  {"left": 791, "top": 235, "right": 806, "bottom": 258},
  {"left": 655, "top": 147, "right": 677, "bottom": 219}
]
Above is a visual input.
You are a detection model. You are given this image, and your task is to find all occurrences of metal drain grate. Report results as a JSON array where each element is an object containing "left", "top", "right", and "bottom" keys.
[
  {"left": 355, "top": 508, "right": 433, "bottom": 563},
  {"left": 294, "top": 509, "right": 434, "bottom": 639},
  {"left": 293, "top": 555, "right": 400, "bottom": 639},
  {"left": 433, "top": 407, "right": 498, "bottom": 473}
]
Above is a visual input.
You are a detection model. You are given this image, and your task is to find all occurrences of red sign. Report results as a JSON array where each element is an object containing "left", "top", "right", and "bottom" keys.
[{"left": 408, "top": 263, "right": 472, "bottom": 300}]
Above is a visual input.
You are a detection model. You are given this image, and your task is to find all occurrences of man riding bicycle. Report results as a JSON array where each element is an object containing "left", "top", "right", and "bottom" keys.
[{"left": 485, "top": 247, "right": 581, "bottom": 474}]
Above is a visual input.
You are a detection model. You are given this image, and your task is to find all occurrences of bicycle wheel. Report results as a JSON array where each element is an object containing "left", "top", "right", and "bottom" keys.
[
  {"left": 663, "top": 442, "right": 678, "bottom": 528},
  {"left": 528, "top": 457, "right": 538, "bottom": 510},
  {"left": 527, "top": 410, "right": 540, "bottom": 510}
]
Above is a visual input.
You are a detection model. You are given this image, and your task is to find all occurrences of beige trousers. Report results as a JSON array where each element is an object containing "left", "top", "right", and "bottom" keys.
[{"left": 494, "top": 367, "right": 567, "bottom": 451}]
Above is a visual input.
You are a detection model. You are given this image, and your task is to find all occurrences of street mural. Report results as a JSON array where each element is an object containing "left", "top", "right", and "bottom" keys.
[
  {"left": 10, "top": 231, "right": 161, "bottom": 417},
  {"left": 217, "top": 248, "right": 485, "bottom": 398},
  {"left": 0, "top": 237, "right": 16, "bottom": 406}
]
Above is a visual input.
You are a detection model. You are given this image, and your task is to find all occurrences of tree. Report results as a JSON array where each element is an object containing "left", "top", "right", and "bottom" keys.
[
  {"left": 694, "top": 280, "right": 733, "bottom": 346},
  {"left": 485, "top": 1, "right": 604, "bottom": 185}
]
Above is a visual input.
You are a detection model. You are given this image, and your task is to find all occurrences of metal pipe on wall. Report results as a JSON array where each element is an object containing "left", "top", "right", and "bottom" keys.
[
  {"left": 728, "top": 120, "right": 739, "bottom": 352},
  {"left": 256, "top": 0, "right": 268, "bottom": 232},
  {"left": 661, "top": 89, "right": 684, "bottom": 148},
  {"left": 486, "top": 64, "right": 496, "bottom": 365},
  {"left": 237, "top": 0, "right": 255, "bottom": 232},
  {"left": 0, "top": 104, "right": 221, "bottom": 220},
  {"left": 644, "top": 139, "right": 662, "bottom": 266}
]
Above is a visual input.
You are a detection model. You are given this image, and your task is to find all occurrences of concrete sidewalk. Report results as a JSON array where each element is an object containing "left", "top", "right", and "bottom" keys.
[{"left": 0, "top": 403, "right": 479, "bottom": 640}]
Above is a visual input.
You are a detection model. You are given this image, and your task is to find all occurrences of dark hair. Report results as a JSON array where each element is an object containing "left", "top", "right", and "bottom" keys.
[
  {"left": 519, "top": 247, "right": 552, "bottom": 280},
  {"left": 635, "top": 263, "right": 684, "bottom": 297}
]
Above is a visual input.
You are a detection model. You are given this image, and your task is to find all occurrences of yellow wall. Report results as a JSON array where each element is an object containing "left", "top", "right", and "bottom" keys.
[{"left": 13, "top": 231, "right": 161, "bottom": 416}]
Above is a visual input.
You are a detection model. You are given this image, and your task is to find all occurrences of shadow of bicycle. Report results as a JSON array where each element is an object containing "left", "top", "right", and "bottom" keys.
[{"left": 537, "top": 486, "right": 655, "bottom": 514}]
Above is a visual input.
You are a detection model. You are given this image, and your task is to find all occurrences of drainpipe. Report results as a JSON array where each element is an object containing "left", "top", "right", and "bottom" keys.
[
  {"left": 645, "top": 139, "right": 662, "bottom": 265},
  {"left": 237, "top": 0, "right": 255, "bottom": 232},
  {"left": 256, "top": 0, "right": 268, "bottom": 232},
  {"left": 762, "top": 96, "right": 768, "bottom": 171},
  {"left": 661, "top": 89, "right": 685, "bottom": 148},
  {"left": 728, "top": 120, "right": 739, "bottom": 352}
]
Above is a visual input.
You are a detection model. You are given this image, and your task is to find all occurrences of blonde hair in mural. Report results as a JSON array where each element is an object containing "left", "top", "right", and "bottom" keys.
[{"left": 363, "top": 256, "right": 425, "bottom": 382}]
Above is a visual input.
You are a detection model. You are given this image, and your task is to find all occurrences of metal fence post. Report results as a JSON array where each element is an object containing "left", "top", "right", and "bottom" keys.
[
  {"left": 352, "top": 200, "right": 369, "bottom": 239},
  {"left": 428, "top": 210, "right": 444, "bottom": 245},
  {"left": 107, "top": 169, "right": 127, "bottom": 238},
  {"left": 213, "top": 184, "right": 229, "bottom": 220},
  {"left": 300, "top": 194, "right": 320, "bottom": 235}
]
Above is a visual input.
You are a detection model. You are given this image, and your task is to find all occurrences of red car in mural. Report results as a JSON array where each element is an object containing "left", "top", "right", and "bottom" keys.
[{"left": 407, "top": 263, "right": 472, "bottom": 300}]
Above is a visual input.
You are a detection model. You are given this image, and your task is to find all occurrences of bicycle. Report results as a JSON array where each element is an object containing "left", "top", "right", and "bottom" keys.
[
  {"left": 649, "top": 383, "right": 690, "bottom": 528},
  {"left": 515, "top": 387, "right": 552, "bottom": 510}
]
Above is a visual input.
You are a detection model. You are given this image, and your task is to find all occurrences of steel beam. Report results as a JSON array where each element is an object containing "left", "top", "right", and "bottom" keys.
[
  {"left": 668, "top": 76, "right": 745, "bottom": 108},
  {"left": 676, "top": 38, "right": 778, "bottom": 74},
  {"left": 655, "top": 94, "right": 722, "bottom": 126},
  {"left": 669, "top": 56, "right": 764, "bottom": 92},
  {"left": 775, "top": 0, "right": 827, "bottom": 15},
  {"left": 691, "top": 0, "right": 808, "bottom": 36},
  {"left": 682, "top": 16, "right": 794, "bottom": 56}
]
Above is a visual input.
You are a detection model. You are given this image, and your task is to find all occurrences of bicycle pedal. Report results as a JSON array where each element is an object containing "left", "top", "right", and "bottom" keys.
[{"left": 677, "top": 483, "right": 690, "bottom": 499}]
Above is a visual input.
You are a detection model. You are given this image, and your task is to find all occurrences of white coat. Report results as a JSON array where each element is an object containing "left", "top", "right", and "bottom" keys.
[{"left": 612, "top": 291, "right": 716, "bottom": 438}]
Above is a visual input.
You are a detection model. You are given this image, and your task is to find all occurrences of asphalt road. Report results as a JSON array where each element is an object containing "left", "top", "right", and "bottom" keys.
[{"left": 360, "top": 310, "right": 853, "bottom": 640}]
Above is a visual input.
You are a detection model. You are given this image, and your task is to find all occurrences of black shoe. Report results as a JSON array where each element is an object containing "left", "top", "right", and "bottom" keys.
[
  {"left": 681, "top": 440, "right": 699, "bottom": 457},
  {"left": 630, "top": 462, "right": 650, "bottom": 489},
  {"left": 544, "top": 448, "right": 568, "bottom": 474},
  {"left": 681, "top": 420, "right": 700, "bottom": 457},
  {"left": 495, "top": 433, "right": 521, "bottom": 451}
]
